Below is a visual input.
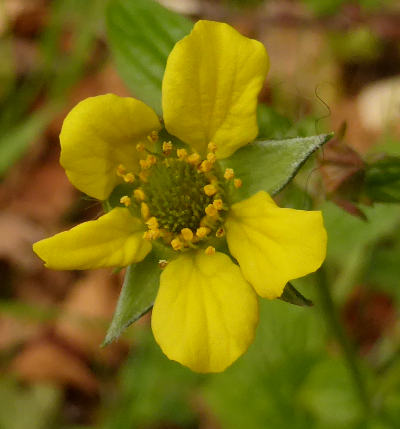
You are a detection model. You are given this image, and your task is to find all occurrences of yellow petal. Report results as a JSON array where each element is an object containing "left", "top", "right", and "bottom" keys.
[
  {"left": 60, "top": 94, "right": 161, "bottom": 200},
  {"left": 162, "top": 20, "right": 269, "bottom": 159},
  {"left": 33, "top": 208, "right": 151, "bottom": 270},
  {"left": 225, "top": 191, "right": 327, "bottom": 299},
  {"left": 151, "top": 251, "right": 258, "bottom": 373}
]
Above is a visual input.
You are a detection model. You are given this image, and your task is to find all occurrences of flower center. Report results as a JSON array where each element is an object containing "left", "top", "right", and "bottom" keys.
[{"left": 116, "top": 132, "right": 242, "bottom": 254}]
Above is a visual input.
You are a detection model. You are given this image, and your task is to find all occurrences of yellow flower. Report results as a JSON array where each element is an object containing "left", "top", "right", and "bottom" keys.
[{"left": 32, "top": 21, "right": 327, "bottom": 373}]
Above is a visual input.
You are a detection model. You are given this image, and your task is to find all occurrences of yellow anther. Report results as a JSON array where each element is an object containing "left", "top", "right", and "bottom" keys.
[
  {"left": 147, "top": 154, "right": 157, "bottom": 166},
  {"left": 200, "top": 160, "right": 212, "bottom": 172},
  {"left": 224, "top": 168, "right": 234, "bottom": 180},
  {"left": 162, "top": 141, "right": 173, "bottom": 155},
  {"left": 143, "top": 229, "right": 160, "bottom": 241},
  {"left": 208, "top": 142, "right": 217, "bottom": 153},
  {"left": 234, "top": 178, "right": 243, "bottom": 188},
  {"left": 120, "top": 196, "right": 131, "bottom": 207},
  {"left": 213, "top": 199, "right": 223, "bottom": 210},
  {"left": 205, "top": 246, "right": 216, "bottom": 255},
  {"left": 141, "top": 202, "right": 150, "bottom": 220},
  {"left": 187, "top": 153, "right": 201, "bottom": 165},
  {"left": 204, "top": 184, "right": 217, "bottom": 196},
  {"left": 181, "top": 228, "right": 193, "bottom": 241},
  {"left": 216, "top": 227, "right": 225, "bottom": 238},
  {"left": 196, "top": 226, "right": 210, "bottom": 238},
  {"left": 136, "top": 142, "right": 145, "bottom": 152},
  {"left": 146, "top": 216, "right": 159, "bottom": 230},
  {"left": 177, "top": 148, "right": 188, "bottom": 160},
  {"left": 123, "top": 172, "right": 135, "bottom": 183},
  {"left": 205, "top": 204, "right": 218, "bottom": 217},
  {"left": 133, "top": 188, "right": 146, "bottom": 201},
  {"left": 147, "top": 130, "right": 159, "bottom": 143},
  {"left": 158, "top": 259, "right": 168, "bottom": 269},
  {"left": 140, "top": 159, "right": 150, "bottom": 169},
  {"left": 116, "top": 164, "right": 126, "bottom": 177},
  {"left": 171, "top": 237, "right": 183, "bottom": 251},
  {"left": 207, "top": 152, "right": 217, "bottom": 163}
]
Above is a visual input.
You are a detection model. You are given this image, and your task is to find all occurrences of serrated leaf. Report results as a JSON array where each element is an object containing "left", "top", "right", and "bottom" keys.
[
  {"left": 279, "top": 283, "right": 313, "bottom": 307},
  {"left": 220, "top": 133, "right": 333, "bottom": 201},
  {"left": 103, "top": 252, "right": 161, "bottom": 346},
  {"left": 106, "top": 0, "right": 193, "bottom": 115}
]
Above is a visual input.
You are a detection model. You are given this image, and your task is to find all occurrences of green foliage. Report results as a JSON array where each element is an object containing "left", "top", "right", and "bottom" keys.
[
  {"left": 220, "top": 133, "right": 333, "bottom": 202},
  {"left": 365, "top": 157, "right": 400, "bottom": 203},
  {"left": 106, "top": 0, "right": 192, "bottom": 115}
]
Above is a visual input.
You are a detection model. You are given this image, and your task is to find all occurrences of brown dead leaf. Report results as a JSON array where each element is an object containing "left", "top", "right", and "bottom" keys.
[
  {"left": 11, "top": 339, "right": 98, "bottom": 394},
  {"left": 55, "top": 269, "right": 127, "bottom": 365}
]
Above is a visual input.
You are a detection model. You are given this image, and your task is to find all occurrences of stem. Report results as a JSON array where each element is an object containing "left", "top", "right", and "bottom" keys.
[{"left": 315, "top": 266, "right": 370, "bottom": 412}]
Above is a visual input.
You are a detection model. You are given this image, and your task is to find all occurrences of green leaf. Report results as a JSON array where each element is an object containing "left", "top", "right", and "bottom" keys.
[
  {"left": 106, "top": 0, "right": 193, "bottom": 115},
  {"left": 220, "top": 133, "right": 333, "bottom": 201},
  {"left": 103, "top": 252, "right": 161, "bottom": 346},
  {"left": 257, "top": 104, "right": 293, "bottom": 139},
  {"left": 279, "top": 283, "right": 313, "bottom": 307}
]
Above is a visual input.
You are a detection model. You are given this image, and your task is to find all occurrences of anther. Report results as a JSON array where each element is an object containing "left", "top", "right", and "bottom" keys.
[
  {"left": 196, "top": 226, "right": 210, "bottom": 238},
  {"left": 207, "top": 152, "right": 217, "bottom": 163},
  {"left": 213, "top": 199, "right": 223, "bottom": 210},
  {"left": 136, "top": 143, "right": 145, "bottom": 152},
  {"left": 158, "top": 259, "right": 168, "bottom": 269},
  {"left": 205, "top": 204, "right": 218, "bottom": 217},
  {"left": 205, "top": 246, "right": 216, "bottom": 255},
  {"left": 234, "top": 178, "right": 242, "bottom": 188},
  {"left": 146, "top": 216, "right": 159, "bottom": 230},
  {"left": 162, "top": 141, "right": 173, "bottom": 155},
  {"left": 116, "top": 164, "right": 126, "bottom": 177},
  {"left": 181, "top": 228, "right": 193, "bottom": 241},
  {"left": 199, "top": 160, "right": 212, "bottom": 173},
  {"left": 216, "top": 227, "right": 225, "bottom": 238},
  {"left": 224, "top": 168, "right": 234, "bottom": 180},
  {"left": 147, "top": 130, "right": 159, "bottom": 143},
  {"left": 120, "top": 196, "right": 131, "bottom": 207},
  {"left": 123, "top": 172, "right": 135, "bottom": 183},
  {"left": 187, "top": 153, "right": 201, "bottom": 165},
  {"left": 177, "top": 148, "right": 188, "bottom": 160},
  {"left": 171, "top": 237, "right": 183, "bottom": 251},
  {"left": 141, "top": 202, "right": 150, "bottom": 219},
  {"left": 133, "top": 188, "right": 146, "bottom": 201},
  {"left": 204, "top": 184, "right": 217, "bottom": 196},
  {"left": 208, "top": 142, "right": 217, "bottom": 153}
]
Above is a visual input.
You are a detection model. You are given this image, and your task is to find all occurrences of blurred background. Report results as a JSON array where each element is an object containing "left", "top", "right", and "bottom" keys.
[{"left": 1, "top": 0, "right": 400, "bottom": 428}]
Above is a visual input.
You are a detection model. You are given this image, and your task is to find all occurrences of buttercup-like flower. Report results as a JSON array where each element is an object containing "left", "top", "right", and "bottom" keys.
[{"left": 33, "top": 21, "right": 327, "bottom": 373}]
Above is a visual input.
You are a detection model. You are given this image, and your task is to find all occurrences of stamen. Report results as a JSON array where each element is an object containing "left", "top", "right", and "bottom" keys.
[
  {"left": 120, "top": 196, "right": 131, "bottom": 207},
  {"left": 205, "top": 246, "right": 216, "bottom": 255},
  {"left": 116, "top": 164, "right": 126, "bottom": 177},
  {"left": 216, "top": 227, "right": 225, "bottom": 238},
  {"left": 234, "top": 178, "right": 242, "bottom": 188},
  {"left": 204, "top": 184, "right": 217, "bottom": 196},
  {"left": 205, "top": 204, "right": 218, "bottom": 217},
  {"left": 224, "top": 168, "right": 234, "bottom": 180},
  {"left": 177, "top": 148, "right": 188, "bottom": 160},
  {"left": 136, "top": 143, "right": 145, "bottom": 152},
  {"left": 171, "top": 237, "right": 183, "bottom": 251},
  {"left": 158, "top": 259, "right": 168, "bottom": 269},
  {"left": 208, "top": 142, "right": 217, "bottom": 153},
  {"left": 141, "top": 202, "right": 150, "bottom": 219},
  {"left": 207, "top": 152, "right": 217, "bottom": 163},
  {"left": 187, "top": 153, "right": 201, "bottom": 165},
  {"left": 213, "top": 199, "right": 223, "bottom": 210},
  {"left": 199, "top": 160, "right": 212, "bottom": 173},
  {"left": 146, "top": 216, "right": 159, "bottom": 230},
  {"left": 196, "top": 226, "right": 210, "bottom": 238},
  {"left": 162, "top": 141, "right": 173, "bottom": 155},
  {"left": 123, "top": 172, "right": 135, "bottom": 183},
  {"left": 147, "top": 130, "right": 159, "bottom": 144},
  {"left": 133, "top": 188, "right": 146, "bottom": 201},
  {"left": 181, "top": 228, "right": 193, "bottom": 241}
]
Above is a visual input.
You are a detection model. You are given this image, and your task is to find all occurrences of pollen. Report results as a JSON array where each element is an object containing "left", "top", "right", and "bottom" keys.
[
  {"left": 171, "top": 237, "right": 183, "bottom": 251},
  {"left": 177, "top": 148, "right": 188, "bottom": 160},
  {"left": 162, "top": 141, "right": 173, "bottom": 155},
  {"left": 234, "top": 178, "right": 242, "bottom": 188},
  {"left": 205, "top": 246, "right": 216, "bottom": 255},
  {"left": 120, "top": 196, "right": 131, "bottom": 207},
  {"left": 123, "top": 172, "right": 135, "bottom": 183},
  {"left": 196, "top": 226, "right": 210, "bottom": 238},
  {"left": 133, "top": 188, "right": 146, "bottom": 201},
  {"left": 181, "top": 228, "right": 194, "bottom": 241},
  {"left": 204, "top": 184, "right": 217, "bottom": 196},
  {"left": 205, "top": 204, "right": 218, "bottom": 217},
  {"left": 141, "top": 202, "right": 150, "bottom": 219},
  {"left": 224, "top": 168, "right": 234, "bottom": 180},
  {"left": 208, "top": 142, "right": 217, "bottom": 153},
  {"left": 213, "top": 199, "right": 223, "bottom": 210}
]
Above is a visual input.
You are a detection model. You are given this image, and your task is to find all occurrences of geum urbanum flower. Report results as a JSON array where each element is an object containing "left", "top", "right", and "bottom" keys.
[{"left": 33, "top": 20, "right": 327, "bottom": 373}]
